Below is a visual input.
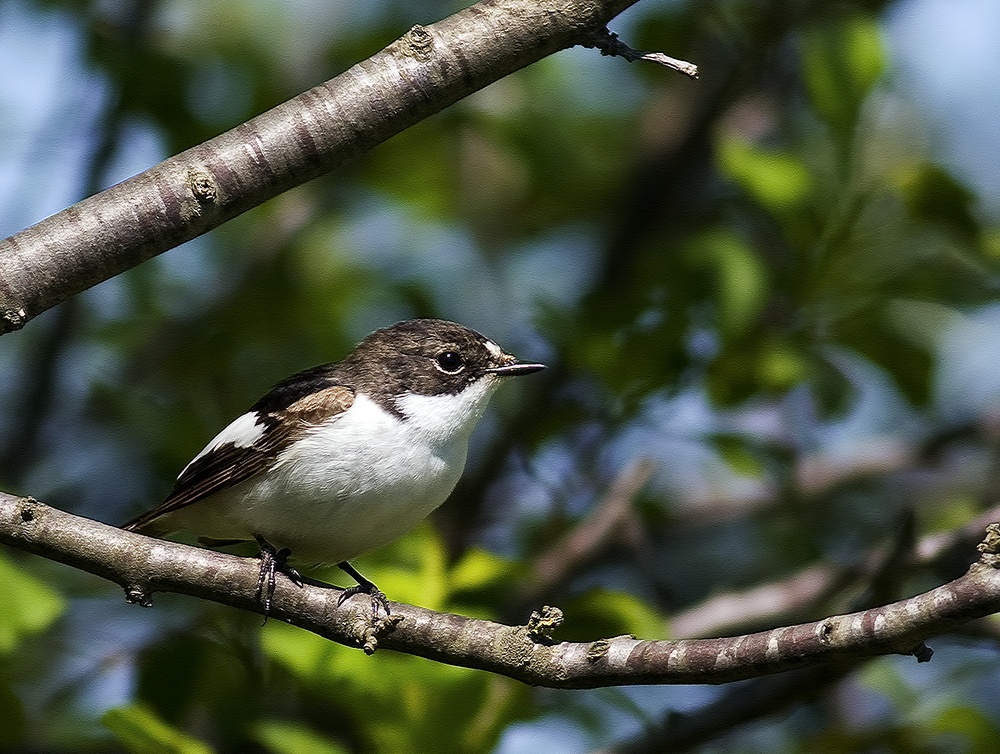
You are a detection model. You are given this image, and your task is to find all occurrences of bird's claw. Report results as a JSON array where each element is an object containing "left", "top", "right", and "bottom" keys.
[
  {"left": 337, "top": 581, "right": 391, "bottom": 619},
  {"left": 254, "top": 535, "right": 304, "bottom": 622},
  {"left": 336, "top": 560, "right": 391, "bottom": 624}
]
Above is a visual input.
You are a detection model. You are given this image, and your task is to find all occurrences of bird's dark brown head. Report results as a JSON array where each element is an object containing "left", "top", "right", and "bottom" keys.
[{"left": 342, "top": 318, "right": 544, "bottom": 398}]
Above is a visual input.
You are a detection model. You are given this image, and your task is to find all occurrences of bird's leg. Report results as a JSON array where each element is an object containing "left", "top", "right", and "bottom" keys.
[
  {"left": 253, "top": 535, "right": 304, "bottom": 618},
  {"left": 337, "top": 560, "right": 391, "bottom": 619}
]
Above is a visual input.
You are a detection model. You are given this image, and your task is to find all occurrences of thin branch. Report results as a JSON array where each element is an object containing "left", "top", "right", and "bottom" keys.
[
  {"left": 582, "top": 27, "right": 699, "bottom": 78},
  {"left": 3, "top": 491, "right": 1000, "bottom": 688}
]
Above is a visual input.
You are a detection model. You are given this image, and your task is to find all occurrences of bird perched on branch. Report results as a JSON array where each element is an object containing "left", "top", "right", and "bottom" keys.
[{"left": 124, "top": 318, "right": 545, "bottom": 617}]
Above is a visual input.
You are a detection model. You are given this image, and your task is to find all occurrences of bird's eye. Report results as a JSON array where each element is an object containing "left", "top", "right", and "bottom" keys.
[{"left": 436, "top": 351, "right": 464, "bottom": 373}]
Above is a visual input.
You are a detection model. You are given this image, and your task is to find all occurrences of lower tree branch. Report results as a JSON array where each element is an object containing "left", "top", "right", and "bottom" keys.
[{"left": 3, "top": 491, "right": 1000, "bottom": 688}]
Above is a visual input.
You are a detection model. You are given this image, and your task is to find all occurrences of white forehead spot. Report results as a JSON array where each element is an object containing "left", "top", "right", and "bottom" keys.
[{"left": 485, "top": 339, "right": 504, "bottom": 360}]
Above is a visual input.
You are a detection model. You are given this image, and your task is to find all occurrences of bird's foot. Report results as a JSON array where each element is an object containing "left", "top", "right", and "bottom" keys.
[
  {"left": 336, "top": 560, "right": 391, "bottom": 619},
  {"left": 254, "top": 535, "right": 304, "bottom": 621}
]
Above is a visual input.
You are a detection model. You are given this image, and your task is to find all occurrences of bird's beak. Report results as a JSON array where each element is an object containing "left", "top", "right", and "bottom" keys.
[{"left": 486, "top": 355, "right": 546, "bottom": 377}]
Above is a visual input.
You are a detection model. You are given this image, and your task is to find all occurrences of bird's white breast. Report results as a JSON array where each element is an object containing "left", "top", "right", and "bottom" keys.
[{"left": 177, "top": 380, "right": 499, "bottom": 564}]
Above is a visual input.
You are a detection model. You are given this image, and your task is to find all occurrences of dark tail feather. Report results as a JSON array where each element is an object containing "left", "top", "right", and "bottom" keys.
[{"left": 121, "top": 510, "right": 168, "bottom": 536}]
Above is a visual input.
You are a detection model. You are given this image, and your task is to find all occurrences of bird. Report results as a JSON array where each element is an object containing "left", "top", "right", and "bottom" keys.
[{"left": 123, "top": 318, "right": 545, "bottom": 616}]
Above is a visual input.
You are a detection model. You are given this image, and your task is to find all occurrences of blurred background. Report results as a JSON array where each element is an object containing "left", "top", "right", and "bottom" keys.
[{"left": 2, "top": 0, "right": 1000, "bottom": 751}]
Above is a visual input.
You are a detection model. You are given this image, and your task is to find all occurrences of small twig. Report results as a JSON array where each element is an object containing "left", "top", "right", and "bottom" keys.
[{"left": 582, "top": 28, "right": 699, "bottom": 79}]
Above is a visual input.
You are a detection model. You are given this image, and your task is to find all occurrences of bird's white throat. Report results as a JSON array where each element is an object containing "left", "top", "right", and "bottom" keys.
[{"left": 393, "top": 374, "right": 501, "bottom": 446}]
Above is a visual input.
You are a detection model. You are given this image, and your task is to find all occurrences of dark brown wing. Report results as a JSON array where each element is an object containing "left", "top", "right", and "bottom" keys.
[{"left": 123, "top": 382, "right": 355, "bottom": 533}]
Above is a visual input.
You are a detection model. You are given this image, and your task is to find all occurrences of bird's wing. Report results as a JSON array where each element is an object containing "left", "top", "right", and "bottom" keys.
[{"left": 123, "top": 380, "right": 355, "bottom": 533}]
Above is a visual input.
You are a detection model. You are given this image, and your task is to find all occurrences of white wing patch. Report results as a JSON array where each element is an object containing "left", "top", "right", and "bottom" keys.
[{"left": 180, "top": 411, "right": 267, "bottom": 477}]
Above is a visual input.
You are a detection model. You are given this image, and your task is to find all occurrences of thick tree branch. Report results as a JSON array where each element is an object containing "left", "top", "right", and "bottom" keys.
[
  {"left": 0, "top": 0, "right": 654, "bottom": 336},
  {"left": 3, "top": 492, "right": 1000, "bottom": 688}
]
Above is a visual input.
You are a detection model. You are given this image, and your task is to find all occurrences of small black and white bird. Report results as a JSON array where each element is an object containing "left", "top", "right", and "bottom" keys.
[{"left": 124, "top": 318, "right": 544, "bottom": 615}]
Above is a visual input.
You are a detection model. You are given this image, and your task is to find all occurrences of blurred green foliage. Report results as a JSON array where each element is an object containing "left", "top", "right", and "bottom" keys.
[
  {"left": 0, "top": 552, "right": 66, "bottom": 654},
  {"left": 102, "top": 703, "right": 214, "bottom": 754},
  {"left": 3, "top": 0, "right": 1000, "bottom": 752}
]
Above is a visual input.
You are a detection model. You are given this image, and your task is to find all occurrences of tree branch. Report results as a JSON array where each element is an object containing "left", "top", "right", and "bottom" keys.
[
  {"left": 0, "top": 0, "right": 647, "bottom": 336},
  {"left": 3, "top": 491, "right": 1000, "bottom": 688}
]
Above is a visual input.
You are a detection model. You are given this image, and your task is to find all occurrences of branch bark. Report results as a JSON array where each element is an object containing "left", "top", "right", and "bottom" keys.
[
  {"left": 0, "top": 0, "right": 655, "bottom": 336},
  {"left": 3, "top": 491, "right": 1000, "bottom": 688}
]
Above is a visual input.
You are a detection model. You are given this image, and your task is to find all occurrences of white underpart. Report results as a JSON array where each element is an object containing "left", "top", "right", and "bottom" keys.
[
  {"left": 164, "top": 377, "right": 502, "bottom": 564},
  {"left": 181, "top": 411, "right": 267, "bottom": 477}
]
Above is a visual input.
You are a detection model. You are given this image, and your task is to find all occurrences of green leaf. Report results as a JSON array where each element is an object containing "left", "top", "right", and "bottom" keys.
[
  {"left": 857, "top": 662, "right": 916, "bottom": 708},
  {"left": 755, "top": 341, "right": 809, "bottom": 390},
  {"left": 686, "top": 229, "right": 769, "bottom": 337},
  {"left": 802, "top": 13, "right": 886, "bottom": 135},
  {"left": 713, "top": 434, "right": 766, "bottom": 479},
  {"left": 0, "top": 553, "right": 65, "bottom": 654},
  {"left": 347, "top": 523, "right": 450, "bottom": 611},
  {"left": 261, "top": 621, "right": 531, "bottom": 753},
  {"left": 102, "top": 703, "right": 213, "bottom": 754},
  {"left": 927, "top": 705, "right": 1000, "bottom": 754},
  {"left": 983, "top": 227, "right": 1000, "bottom": 260},
  {"left": 0, "top": 668, "right": 25, "bottom": 746},
  {"left": 717, "top": 137, "right": 812, "bottom": 214},
  {"left": 706, "top": 338, "right": 809, "bottom": 405},
  {"left": 253, "top": 720, "right": 348, "bottom": 754},
  {"left": 895, "top": 163, "right": 979, "bottom": 239}
]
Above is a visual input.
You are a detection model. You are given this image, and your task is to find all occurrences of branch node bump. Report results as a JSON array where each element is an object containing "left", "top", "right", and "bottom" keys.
[
  {"left": 819, "top": 619, "right": 835, "bottom": 644},
  {"left": 1, "top": 305, "right": 27, "bottom": 333},
  {"left": 976, "top": 522, "right": 1000, "bottom": 568},
  {"left": 187, "top": 168, "right": 218, "bottom": 206},
  {"left": 359, "top": 613, "right": 403, "bottom": 655},
  {"left": 18, "top": 496, "right": 38, "bottom": 522},
  {"left": 581, "top": 27, "right": 699, "bottom": 79},
  {"left": 910, "top": 642, "right": 934, "bottom": 663},
  {"left": 400, "top": 24, "right": 435, "bottom": 61},
  {"left": 125, "top": 584, "right": 153, "bottom": 608},
  {"left": 526, "top": 605, "right": 563, "bottom": 641},
  {"left": 587, "top": 638, "right": 611, "bottom": 662}
]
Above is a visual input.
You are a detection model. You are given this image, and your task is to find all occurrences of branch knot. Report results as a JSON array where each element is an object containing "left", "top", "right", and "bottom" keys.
[
  {"left": 526, "top": 605, "right": 563, "bottom": 641},
  {"left": 976, "top": 522, "right": 1000, "bottom": 568},
  {"left": 187, "top": 168, "right": 218, "bottom": 206},
  {"left": 399, "top": 25, "right": 435, "bottom": 61}
]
